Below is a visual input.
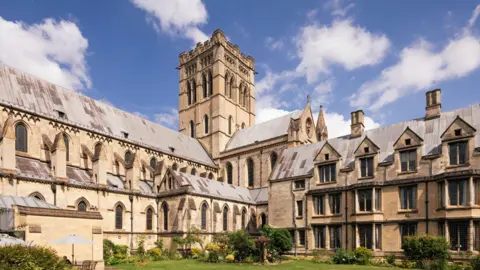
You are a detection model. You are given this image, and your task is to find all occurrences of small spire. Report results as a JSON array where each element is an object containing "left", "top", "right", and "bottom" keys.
[
  {"left": 307, "top": 94, "right": 310, "bottom": 104},
  {"left": 316, "top": 105, "right": 328, "bottom": 141}
]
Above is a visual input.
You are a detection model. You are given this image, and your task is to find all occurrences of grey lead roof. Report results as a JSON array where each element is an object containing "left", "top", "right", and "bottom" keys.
[
  {"left": 0, "top": 195, "right": 59, "bottom": 209},
  {"left": 225, "top": 110, "right": 302, "bottom": 151},
  {"left": 0, "top": 65, "right": 215, "bottom": 167},
  {"left": 272, "top": 104, "right": 480, "bottom": 180},
  {"left": 171, "top": 170, "right": 268, "bottom": 204}
]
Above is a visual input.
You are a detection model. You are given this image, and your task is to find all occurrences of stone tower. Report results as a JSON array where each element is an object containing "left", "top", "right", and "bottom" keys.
[{"left": 177, "top": 29, "right": 256, "bottom": 158}]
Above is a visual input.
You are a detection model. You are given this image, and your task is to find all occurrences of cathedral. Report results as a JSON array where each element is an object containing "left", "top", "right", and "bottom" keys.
[{"left": 0, "top": 29, "right": 479, "bottom": 268}]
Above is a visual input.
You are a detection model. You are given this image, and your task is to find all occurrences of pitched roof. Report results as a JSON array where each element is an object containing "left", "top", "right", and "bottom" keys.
[
  {"left": 225, "top": 110, "right": 303, "bottom": 151},
  {"left": 0, "top": 195, "right": 59, "bottom": 209},
  {"left": 0, "top": 65, "right": 215, "bottom": 167},
  {"left": 271, "top": 104, "right": 480, "bottom": 180},
  {"left": 170, "top": 170, "right": 267, "bottom": 204}
]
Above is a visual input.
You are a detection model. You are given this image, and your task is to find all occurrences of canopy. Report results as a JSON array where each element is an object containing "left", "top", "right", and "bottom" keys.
[{"left": 52, "top": 234, "right": 92, "bottom": 245}]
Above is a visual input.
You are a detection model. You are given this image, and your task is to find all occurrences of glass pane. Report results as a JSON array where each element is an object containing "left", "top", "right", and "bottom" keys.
[
  {"left": 367, "top": 158, "right": 374, "bottom": 177},
  {"left": 459, "top": 142, "right": 467, "bottom": 165},
  {"left": 449, "top": 181, "right": 458, "bottom": 205},
  {"left": 449, "top": 143, "right": 458, "bottom": 165},
  {"left": 361, "top": 159, "right": 366, "bottom": 177},
  {"left": 331, "top": 164, "right": 336, "bottom": 181}
]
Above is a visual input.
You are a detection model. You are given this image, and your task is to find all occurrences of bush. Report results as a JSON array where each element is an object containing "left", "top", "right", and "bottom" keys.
[
  {"left": 260, "top": 226, "right": 292, "bottom": 261},
  {"left": 332, "top": 248, "right": 356, "bottom": 264},
  {"left": 154, "top": 239, "right": 164, "bottom": 250},
  {"left": 226, "top": 254, "right": 235, "bottom": 262},
  {"left": 190, "top": 247, "right": 202, "bottom": 258},
  {"left": 163, "top": 249, "right": 182, "bottom": 260},
  {"left": 113, "top": 245, "right": 129, "bottom": 258},
  {"left": 354, "top": 247, "right": 373, "bottom": 265},
  {"left": 0, "top": 245, "right": 70, "bottom": 270},
  {"left": 227, "top": 230, "right": 256, "bottom": 262},
  {"left": 402, "top": 235, "right": 450, "bottom": 266},
  {"left": 212, "top": 233, "right": 230, "bottom": 258},
  {"left": 136, "top": 237, "right": 145, "bottom": 257},
  {"left": 146, "top": 248, "right": 163, "bottom": 261},
  {"left": 386, "top": 254, "right": 396, "bottom": 265},
  {"left": 103, "top": 239, "right": 115, "bottom": 262},
  {"left": 421, "top": 259, "right": 448, "bottom": 270}
]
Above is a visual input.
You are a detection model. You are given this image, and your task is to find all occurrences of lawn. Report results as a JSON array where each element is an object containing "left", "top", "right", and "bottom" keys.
[{"left": 114, "top": 260, "right": 395, "bottom": 270}]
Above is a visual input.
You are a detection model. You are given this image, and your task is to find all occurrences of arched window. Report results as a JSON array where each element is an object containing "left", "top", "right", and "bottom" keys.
[
  {"left": 172, "top": 163, "right": 178, "bottom": 171},
  {"left": 247, "top": 158, "right": 254, "bottom": 187},
  {"left": 15, "top": 123, "right": 27, "bottom": 152},
  {"left": 208, "top": 71, "right": 213, "bottom": 96},
  {"left": 270, "top": 152, "right": 278, "bottom": 171},
  {"left": 78, "top": 201, "right": 87, "bottom": 212},
  {"left": 260, "top": 213, "right": 267, "bottom": 228},
  {"left": 115, "top": 205, "right": 123, "bottom": 229},
  {"left": 125, "top": 151, "right": 132, "bottom": 166},
  {"left": 201, "top": 203, "right": 208, "bottom": 230},
  {"left": 192, "top": 80, "right": 197, "bottom": 103},
  {"left": 241, "top": 208, "right": 247, "bottom": 229},
  {"left": 226, "top": 162, "right": 233, "bottom": 185},
  {"left": 229, "top": 77, "right": 234, "bottom": 100},
  {"left": 162, "top": 203, "right": 168, "bottom": 231},
  {"left": 187, "top": 82, "right": 192, "bottom": 105},
  {"left": 239, "top": 86, "right": 244, "bottom": 106},
  {"left": 204, "top": 115, "right": 209, "bottom": 134},
  {"left": 208, "top": 172, "right": 214, "bottom": 180},
  {"left": 228, "top": 116, "right": 233, "bottom": 135},
  {"left": 191, "top": 168, "right": 197, "bottom": 176},
  {"left": 150, "top": 157, "right": 157, "bottom": 170},
  {"left": 251, "top": 213, "right": 257, "bottom": 229},
  {"left": 202, "top": 73, "right": 207, "bottom": 98},
  {"left": 146, "top": 208, "right": 153, "bottom": 230},
  {"left": 63, "top": 133, "right": 70, "bottom": 162},
  {"left": 223, "top": 206, "right": 228, "bottom": 232},
  {"left": 189, "top": 120, "right": 195, "bottom": 138}
]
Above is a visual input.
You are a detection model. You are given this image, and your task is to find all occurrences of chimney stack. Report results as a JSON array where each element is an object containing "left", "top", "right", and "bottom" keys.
[
  {"left": 425, "top": 89, "right": 441, "bottom": 119},
  {"left": 350, "top": 110, "right": 365, "bottom": 138}
]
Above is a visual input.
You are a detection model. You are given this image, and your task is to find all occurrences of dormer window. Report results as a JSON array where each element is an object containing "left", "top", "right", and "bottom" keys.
[
  {"left": 121, "top": 131, "right": 129, "bottom": 139},
  {"left": 400, "top": 150, "right": 416, "bottom": 172},
  {"left": 405, "top": 139, "right": 411, "bottom": 146},
  {"left": 318, "top": 163, "right": 336, "bottom": 183},
  {"left": 364, "top": 147, "right": 369, "bottom": 153},
  {"left": 360, "top": 157, "right": 374, "bottom": 178},
  {"left": 449, "top": 141, "right": 467, "bottom": 166},
  {"left": 55, "top": 110, "right": 66, "bottom": 119}
]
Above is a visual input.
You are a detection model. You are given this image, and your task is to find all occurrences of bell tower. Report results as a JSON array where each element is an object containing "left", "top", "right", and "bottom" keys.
[{"left": 178, "top": 29, "right": 256, "bottom": 159}]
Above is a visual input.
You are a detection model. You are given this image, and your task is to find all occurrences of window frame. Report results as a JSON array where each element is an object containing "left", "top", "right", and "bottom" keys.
[
  {"left": 313, "top": 195, "right": 324, "bottom": 215},
  {"left": 115, "top": 205, "right": 123, "bottom": 230},
  {"left": 329, "top": 225, "right": 342, "bottom": 249},
  {"left": 399, "top": 185, "right": 417, "bottom": 210},
  {"left": 294, "top": 180, "right": 305, "bottom": 190},
  {"left": 358, "top": 189, "right": 373, "bottom": 212},
  {"left": 296, "top": 200, "right": 304, "bottom": 218},
  {"left": 247, "top": 158, "right": 254, "bottom": 187},
  {"left": 146, "top": 208, "right": 153, "bottom": 231},
  {"left": 399, "top": 149, "right": 417, "bottom": 172},
  {"left": 15, "top": 122, "right": 28, "bottom": 153},
  {"left": 449, "top": 141, "right": 468, "bottom": 166},
  {"left": 360, "top": 156, "right": 374, "bottom": 178},
  {"left": 399, "top": 223, "right": 417, "bottom": 245},
  {"left": 318, "top": 163, "right": 336, "bottom": 183},
  {"left": 448, "top": 179, "right": 469, "bottom": 206},
  {"left": 201, "top": 203, "right": 208, "bottom": 230},
  {"left": 329, "top": 193, "right": 342, "bottom": 215}
]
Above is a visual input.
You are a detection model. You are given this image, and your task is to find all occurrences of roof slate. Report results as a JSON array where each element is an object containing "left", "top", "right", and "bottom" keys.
[
  {"left": 271, "top": 104, "right": 480, "bottom": 180},
  {"left": 171, "top": 170, "right": 268, "bottom": 204},
  {"left": 0, "top": 65, "right": 215, "bottom": 167},
  {"left": 0, "top": 195, "right": 59, "bottom": 209},
  {"left": 225, "top": 110, "right": 302, "bottom": 151}
]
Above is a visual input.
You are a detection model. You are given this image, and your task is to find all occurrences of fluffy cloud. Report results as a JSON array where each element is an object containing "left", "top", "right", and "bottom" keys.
[
  {"left": 0, "top": 17, "right": 90, "bottom": 90},
  {"left": 265, "top": 37, "right": 284, "bottom": 51},
  {"left": 154, "top": 108, "right": 179, "bottom": 129},
  {"left": 296, "top": 19, "right": 390, "bottom": 83},
  {"left": 131, "top": 0, "right": 208, "bottom": 44},
  {"left": 325, "top": 0, "right": 355, "bottom": 17},
  {"left": 256, "top": 107, "right": 380, "bottom": 139},
  {"left": 351, "top": 14, "right": 480, "bottom": 110}
]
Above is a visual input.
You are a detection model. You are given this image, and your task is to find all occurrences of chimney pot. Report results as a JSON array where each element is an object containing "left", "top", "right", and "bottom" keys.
[
  {"left": 425, "top": 89, "right": 441, "bottom": 119},
  {"left": 350, "top": 110, "right": 365, "bottom": 138}
]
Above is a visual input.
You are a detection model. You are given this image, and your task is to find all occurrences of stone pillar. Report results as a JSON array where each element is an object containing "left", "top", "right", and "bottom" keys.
[
  {"left": 355, "top": 224, "right": 359, "bottom": 248},
  {"left": 325, "top": 226, "right": 330, "bottom": 249},
  {"left": 445, "top": 221, "right": 450, "bottom": 246},
  {"left": 0, "top": 116, "right": 16, "bottom": 174},
  {"left": 51, "top": 133, "right": 67, "bottom": 181},
  {"left": 126, "top": 157, "right": 141, "bottom": 191},
  {"left": 355, "top": 190, "right": 359, "bottom": 213},
  {"left": 372, "top": 224, "right": 376, "bottom": 250},
  {"left": 469, "top": 177, "right": 475, "bottom": 206},
  {"left": 469, "top": 220, "right": 474, "bottom": 252},
  {"left": 325, "top": 195, "right": 330, "bottom": 216},
  {"left": 444, "top": 180, "right": 449, "bottom": 208},
  {"left": 92, "top": 144, "right": 107, "bottom": 186},
  {"left": 372, "top": 188, "right": 376, "bottom": 212}
]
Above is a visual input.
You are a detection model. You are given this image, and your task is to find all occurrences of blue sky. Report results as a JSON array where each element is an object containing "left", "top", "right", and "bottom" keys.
[{"left": 1, "top": 0, "right": 480, "bottom": 138}]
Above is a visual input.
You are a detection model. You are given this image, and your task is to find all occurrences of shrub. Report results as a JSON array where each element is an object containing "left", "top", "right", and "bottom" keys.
[
  {"left": 190, "top": 247, "right": 202, "bottom": 258},
  {"left": 227, "top": 230, "right": 255, "bottom": 262},
  {"left": 421, "top": 259, "right": 448, "bottom": 270},
  {"left": 212, "top": 233, "right": 230, "bottom": 257},
  {"left": 205, "top": 242, "right": 220, "bottom": 253},
  {"left": 136, "top": 237, "right": 145, "bottom": 257},
  {"left": 103, "top": 239, "right": 115, "bottom": 262},
  {"left": 0, "top": 245, "right": 70, "bottom": 270},
  {"left": 354, "top": 247, "right": 373, "bottom": 265},
  {"left": 386, "top": 254, "right": 396, "bottom": 265},
  {"left": 146, "top": 248, "right": 163, "bottom": 261},
  {"left": 226, "top": 254, "right": 235, "bottom": 262},
  {"left": 471, "top": 255, "right": 480, "bottom": 270},
  {"left": 331, "top": 248, "right": 356, "bottom": 264},
  {"left": 113, "top": 245, "right": 129, "bottom": 258},
  {"left": 163, "top": 249, "right": 182, "bottom": 260},
  {"left": 402, "top": 235, "right": 450, "bottom": 266},
  {"left": 154, "top": 239, "right": 164, "bottom": 250},
  {"left": 260, "top": 226, "right": 293, "bottom": 255}
]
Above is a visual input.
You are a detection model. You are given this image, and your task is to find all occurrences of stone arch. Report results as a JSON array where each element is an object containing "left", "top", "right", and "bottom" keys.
[
  {"left": 114, "top": 201, "right": 126, "bottom": 229},
  {"left": 200, "top": 200, "right": 209, "bottom": 230},
  {"left": 145, "top": 205, "right": 155, "bottom": 231},
  {"left": 14, "top": 121, "right": 29, "bottom": 152},
  {"left": 76, "top": 197, "right": 90, "bottom": 211},
  {"left": 29, "top": 192, "right": 45, "bottom": 201}
]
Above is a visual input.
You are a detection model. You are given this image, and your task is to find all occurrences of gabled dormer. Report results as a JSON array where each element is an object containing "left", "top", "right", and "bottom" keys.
[
  {"left": 393, "top": 127, "right": 423, "bottom": 174},
  {"left": 354, "top": 136, "right": 379, "bottom": 179},
  {"left": 314, "top": 142, "right": 341, "bottom": 184},
  {"left": 441, "top": 116, "right": 476, "bottom": 167}
]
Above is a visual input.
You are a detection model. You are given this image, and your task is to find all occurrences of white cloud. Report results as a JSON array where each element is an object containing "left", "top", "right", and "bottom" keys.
[
  {"left": 468, "top": 4, "right": 480, "bottom": 29},
  {"left": 154, "top": 108, "right": 178, "bottom": 129},
  {"left": 0, "top": 17, "right": 90, "bottom": 90},
  {"left": 265, "top": 37, "right": 284, "bottom": 51},
  {"left": 311, "top": 78, "right": 334, "bottom": 107},
  {"left": 325, "top": 0, "right": 355, "bottom": 18},
  {"left": 296, "top": 19, "right": 390, "bottom": 83},
  {"left": 351, "top": 34, "right": 480, "bottom": 111},
  {"left": 130, "top": 0, "right": 208, "bottom": 44}
]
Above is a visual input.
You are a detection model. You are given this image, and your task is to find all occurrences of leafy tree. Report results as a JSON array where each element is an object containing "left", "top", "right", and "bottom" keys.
[
  {"left": 402, "top": 235, "right": 450, "bottom": 268},
  {"left": 227, "top": 230, "right": 255, "bottom": 262},
  {"left": 260, "top": 225, "right": 292, "bottom": 259}
]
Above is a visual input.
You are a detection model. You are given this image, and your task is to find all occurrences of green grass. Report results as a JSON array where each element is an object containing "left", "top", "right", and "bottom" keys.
[{"left": 114, "top": 260, "right": 395, "bottom": 270}]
